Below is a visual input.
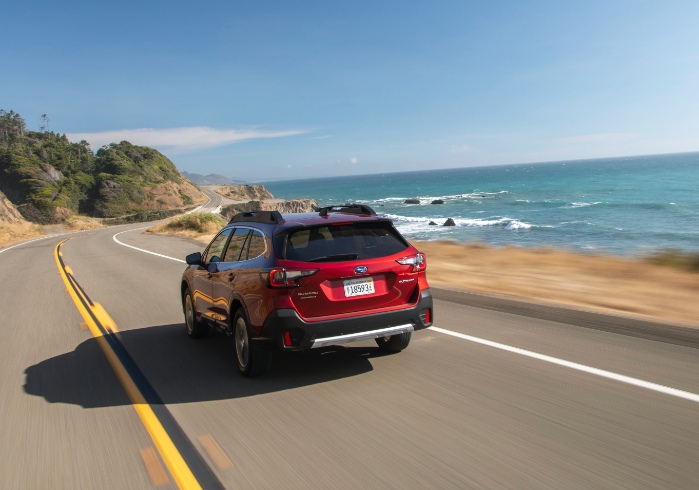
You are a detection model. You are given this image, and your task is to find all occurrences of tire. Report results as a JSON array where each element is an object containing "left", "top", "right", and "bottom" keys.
[
  {"left": 375, "top": 332, "right": 412, "bottom": 353},
  {"left": 233, "top": 310, "right": 271, "bottom": 377},
  {"left": 183, "top": 288, "right": 209, "bottom": 338}
]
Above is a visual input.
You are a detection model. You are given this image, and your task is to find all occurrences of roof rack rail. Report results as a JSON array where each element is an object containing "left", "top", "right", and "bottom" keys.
[
  {"left": 318, "top": 204, "right": 377, "bottom": 217},
  {"left": 229, "top": 210, "right": 285, "bottom": 224}
]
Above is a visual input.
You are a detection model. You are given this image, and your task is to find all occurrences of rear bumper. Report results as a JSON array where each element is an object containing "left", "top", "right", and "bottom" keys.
[{"left": 255, "top": 288, "right": 433, "bottom": 350}]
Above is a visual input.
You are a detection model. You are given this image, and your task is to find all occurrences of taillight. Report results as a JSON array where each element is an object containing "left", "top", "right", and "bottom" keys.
[
  {"left": 396, "top": 252, "right": 426, "bottom": 272},
  {"left": 262, "top": 268, "right": 319, "bottom": 288}
]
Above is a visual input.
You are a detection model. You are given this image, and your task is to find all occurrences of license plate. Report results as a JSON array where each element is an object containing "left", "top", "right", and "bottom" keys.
[{"left": 343, "top": 277, "right": 375, "bottom": 297}]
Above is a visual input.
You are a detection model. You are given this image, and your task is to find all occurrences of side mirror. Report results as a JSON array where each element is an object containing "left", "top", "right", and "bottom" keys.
[{"left": 186, "top": 252, "right": 202, "bottom": 265}]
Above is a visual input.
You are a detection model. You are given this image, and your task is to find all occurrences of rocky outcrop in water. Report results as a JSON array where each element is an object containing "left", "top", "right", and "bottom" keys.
[
  {"left": 443, "top": 218, "right": 456, "bottom": 226},
  {"left": 404, "top": 199, "right": 420, "bottom": 204}
]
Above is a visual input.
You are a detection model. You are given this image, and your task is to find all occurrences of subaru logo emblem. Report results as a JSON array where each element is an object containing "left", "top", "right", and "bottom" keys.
[{"left": 354, "top": 266, "right": 368, "bottom": 275}]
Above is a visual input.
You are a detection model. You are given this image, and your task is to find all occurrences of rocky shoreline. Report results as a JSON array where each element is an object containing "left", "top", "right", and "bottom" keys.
[{"left": 210, "top": 184, "right": 318, "bottom": 219}]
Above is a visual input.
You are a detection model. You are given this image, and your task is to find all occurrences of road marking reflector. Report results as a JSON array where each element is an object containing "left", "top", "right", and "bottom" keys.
[
  {"left": 141, "top": 447, "right": 170, "bottom": 487},
  {"left": 199, "top": 435, "right": 233, "bottom": 470}
]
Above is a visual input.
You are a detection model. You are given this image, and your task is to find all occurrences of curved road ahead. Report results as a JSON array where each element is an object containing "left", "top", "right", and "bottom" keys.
[{"left": 2, "top": 214, "right": 699, "bottom": 488}]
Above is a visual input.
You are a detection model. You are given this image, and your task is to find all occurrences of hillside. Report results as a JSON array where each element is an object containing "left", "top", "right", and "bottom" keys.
[
  {"left": 181, "top": 171, "right": 237, "bottom": 185},
  {"left": 0, "top": 109, "right": 206, "bottom": 223},
  {"left": 91, "top": 141, "right": 205, "bottom": 219},
  {"left": 0, "top": 190, "right": 25, "bottom": 224}
]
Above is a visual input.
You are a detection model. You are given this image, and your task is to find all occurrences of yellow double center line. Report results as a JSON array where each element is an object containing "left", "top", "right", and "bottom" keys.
[{"left": 54, "top": 239, "right": 203, "bottom": 490}]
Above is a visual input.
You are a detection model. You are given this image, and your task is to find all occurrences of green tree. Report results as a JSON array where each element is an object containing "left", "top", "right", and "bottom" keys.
[{"left": 40, "top": 114, "right": 49, "bottom": 132}]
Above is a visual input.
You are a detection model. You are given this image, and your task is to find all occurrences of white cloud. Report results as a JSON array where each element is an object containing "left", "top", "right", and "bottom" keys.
[
  {"left": 350, "top": 157, "right": 358, "bottom": 164},
  {"left": 67, "top": 126, "right": 308, "bottom": 152}
]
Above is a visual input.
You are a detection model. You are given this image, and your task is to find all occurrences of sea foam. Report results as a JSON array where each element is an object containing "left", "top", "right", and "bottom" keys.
[{"left": 382, "top": 213, "right": 533, "bottom": 231}]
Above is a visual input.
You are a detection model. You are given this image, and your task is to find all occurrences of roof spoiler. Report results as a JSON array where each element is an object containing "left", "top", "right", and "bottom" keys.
[{"left": 229, "top": 210, "right": 285, "bottom": 224}]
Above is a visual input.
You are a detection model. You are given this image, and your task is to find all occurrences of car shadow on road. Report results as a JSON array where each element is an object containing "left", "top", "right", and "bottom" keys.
[{"left": 23, "top": 323, "right": 388, "bottom": 408}]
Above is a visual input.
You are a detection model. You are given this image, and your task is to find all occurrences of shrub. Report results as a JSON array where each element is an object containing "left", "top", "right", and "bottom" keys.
[
  {"left": 162, "top": 212, "right": 225, "bottom": 234},
  {"left": 645, "top": 249, "right": 699, "bottom": 272}
]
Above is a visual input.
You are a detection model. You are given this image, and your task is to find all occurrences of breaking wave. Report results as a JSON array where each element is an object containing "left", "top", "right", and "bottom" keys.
[
  {"left": 362, "top": 190, "right": 509, "bottom": 206},
  {"left": 568, "top": 202, "right": 602, "bottom": 208},
  {"left": 382, "top": 213, "right": 533, "bottom": 232}
]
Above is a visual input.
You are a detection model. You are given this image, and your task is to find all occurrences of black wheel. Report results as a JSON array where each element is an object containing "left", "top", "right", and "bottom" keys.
[
  {"left": 183, "top": 288, "right": 209, "bottom": 338},
  {"left": 233, "top": 310, "right": 271, "bottom": 377},
  {"left": 375, "top": 332, "right": 412, "bottom": 353}
]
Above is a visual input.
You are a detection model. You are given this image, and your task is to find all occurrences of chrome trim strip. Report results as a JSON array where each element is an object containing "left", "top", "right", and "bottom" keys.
[{"left": 311, "top": 324, "right": 414, "bottom": 349}]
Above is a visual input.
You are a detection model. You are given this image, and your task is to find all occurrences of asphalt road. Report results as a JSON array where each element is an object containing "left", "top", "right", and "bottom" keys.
[{"left": 2, "top": 214, "right": 699, "bottom": 489}]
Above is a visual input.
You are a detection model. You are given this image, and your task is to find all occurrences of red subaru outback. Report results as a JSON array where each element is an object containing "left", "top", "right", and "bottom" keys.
[{"left": 181, "top": 204, "right": 433, "bottom": 376}]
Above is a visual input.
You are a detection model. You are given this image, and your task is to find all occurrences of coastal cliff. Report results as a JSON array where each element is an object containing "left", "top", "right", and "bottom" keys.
[
  {"left": 213, "top": 184, "right": 274, "bottom": 201},
  {"left": 212, "top": 182, "right": 318, "bottom": 219},
  {"left": 220, "top": 198, "right": 318, "bottom": 220}
]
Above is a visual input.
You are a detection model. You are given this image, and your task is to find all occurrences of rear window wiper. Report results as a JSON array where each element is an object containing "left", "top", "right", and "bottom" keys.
[{"left": 307, "top": 253, "right": 359, "bottom": 262}]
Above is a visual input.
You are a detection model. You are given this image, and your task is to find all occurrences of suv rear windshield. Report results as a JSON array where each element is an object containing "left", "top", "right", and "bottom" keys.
[{"left": 279, "top": 221, "right": 409, "bottom": 262}]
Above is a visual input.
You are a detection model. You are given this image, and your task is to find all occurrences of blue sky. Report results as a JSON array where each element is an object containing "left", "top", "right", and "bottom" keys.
[{"left": 3, "top": 1, "right": 698, "bottom": 181}]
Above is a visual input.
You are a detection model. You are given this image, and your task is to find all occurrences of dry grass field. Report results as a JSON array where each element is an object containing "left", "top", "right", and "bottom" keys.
[
  {"left": 416, "top": 241, "right": 699, "bottom": 327},
  {"left": 0, "top": 222, "right": 45, "bottom": 248}
]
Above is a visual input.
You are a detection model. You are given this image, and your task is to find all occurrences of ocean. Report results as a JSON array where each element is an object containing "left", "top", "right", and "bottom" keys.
[{"left": 263, "top": 152, "right": 699, "bottom": 257}]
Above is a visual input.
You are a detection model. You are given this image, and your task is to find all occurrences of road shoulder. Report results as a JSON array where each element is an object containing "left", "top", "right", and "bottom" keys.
[{"left": 433, "top": 287, "right": 699, "bottom": 349}]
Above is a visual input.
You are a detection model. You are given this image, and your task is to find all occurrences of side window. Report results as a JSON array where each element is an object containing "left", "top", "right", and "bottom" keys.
[
  {"left": 246, "top": 230, "right": 267, "bottom": 260},
  {"left": 204, "top": 228, "right": 232, "bottom": 263},
  {"left": 222, "top": 228, "right": 250, "bottom": 262}
]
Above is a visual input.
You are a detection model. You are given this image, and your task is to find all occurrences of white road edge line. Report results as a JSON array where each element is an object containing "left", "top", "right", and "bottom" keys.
[
  {"left": 0, "top": 232, "right": 85, "bottom": 254},
  {"left": 110, "top": 230, "right": 699, "bottom": 405},
  {"left": 112, "top": 188, "right": 219, "bottom": 262},
  {"left": 0, "top": 235, "right": 56, "bottom": 254},
  {"left": 430, "top": 326, "right": 699, "bottom": 404},
  {"left": 113, "top": 228, "right": 186, "bottom": 263}
]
